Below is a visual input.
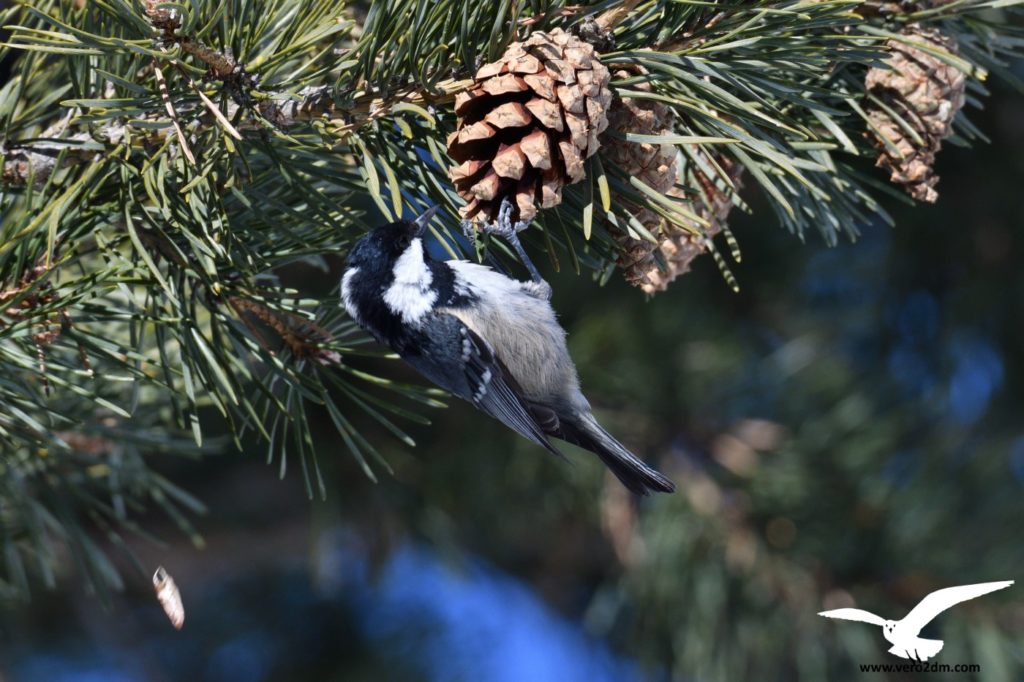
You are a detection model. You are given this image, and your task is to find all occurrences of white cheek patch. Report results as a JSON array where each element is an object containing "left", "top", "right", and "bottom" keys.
[
  {"left": 392, "top": 239, "right": 430, "bottom": 285},
  {"left": 384, "top": 239, "right": 437, "bottom": 324},
  {"left": 341, "top": 267, "right": 361, "bottom": 322}
]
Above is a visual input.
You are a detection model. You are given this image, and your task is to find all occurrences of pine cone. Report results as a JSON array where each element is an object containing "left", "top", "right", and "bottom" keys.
[
  {"left": 618, "top": 152, "right": 743, "bottom": 294},
  {"left": 615, "top": 207, "right": 664, "bottom": 290},
  {"left": 448, "top": 29, "right": 611, "bottom": 224},
  {"left": 603, "top": 67, "right": 678, "bottom": 195},
  {"left": 643, "top": 155, "right": 743, "bottom": 293},
  {"left": 865, "top": 24, "right": 966, "bottom": 203},
  {"left": 601, "top": 74, "right": 742, "bottom": 293},
  {"left": 601, "top": 68, "right": 679, "bottom": 289}
]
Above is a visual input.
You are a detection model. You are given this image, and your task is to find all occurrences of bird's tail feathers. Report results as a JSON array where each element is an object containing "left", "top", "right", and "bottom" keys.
[{"left": 575, "top": 414, "right": 675, "bottom": 495}]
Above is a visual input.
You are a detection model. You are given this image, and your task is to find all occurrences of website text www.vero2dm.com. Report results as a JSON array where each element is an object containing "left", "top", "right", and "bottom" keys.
[{"left": 859, "top": 661, "right": 981, "bottom": 674}]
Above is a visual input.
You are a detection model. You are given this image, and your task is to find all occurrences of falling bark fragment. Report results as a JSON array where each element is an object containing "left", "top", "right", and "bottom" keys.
[
  {"left": 484, "top": 101, "right": 532, "bottom": 129},
  {"left": 153, "top": 566, "right": 185, "bottom": 630}
]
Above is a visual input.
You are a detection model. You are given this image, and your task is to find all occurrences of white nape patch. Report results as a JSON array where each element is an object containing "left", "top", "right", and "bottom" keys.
[
  {"left": 384, "top": 238, "right": 437, "bottom": 324},
  {"left": 453, "top": 272, "right": 474, "bottom": 298},
  {"left": 341, "top": 267, "right": 361, "bottom": 321},
  {"left": 447, "top": 260, "right": 523, "bottom": 301}
]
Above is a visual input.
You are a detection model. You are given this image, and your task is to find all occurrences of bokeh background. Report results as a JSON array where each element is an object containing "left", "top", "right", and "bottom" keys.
[{"left": 1, "top": 58, "right": 1022, "bottom": 682}]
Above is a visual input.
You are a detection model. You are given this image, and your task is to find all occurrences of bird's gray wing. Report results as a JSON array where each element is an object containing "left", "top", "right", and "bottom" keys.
[
  {"left": 818, "top": 608, "right": 886, "bottom": 626},
  {"left": 400, "top": 312, "right": 561, "bottom": 456},
  {"left": 900, "top": 581, "right": 1014, "bottom": 635}
]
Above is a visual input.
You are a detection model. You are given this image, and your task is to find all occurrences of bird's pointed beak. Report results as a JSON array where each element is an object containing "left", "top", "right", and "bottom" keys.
[{"left": 411, "top": 205, "right": 440, "bottom": 237}]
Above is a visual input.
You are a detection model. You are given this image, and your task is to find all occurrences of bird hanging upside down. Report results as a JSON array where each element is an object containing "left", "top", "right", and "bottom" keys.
[{"left": 340, "top": 204, "right": 675, "bottom": 495}]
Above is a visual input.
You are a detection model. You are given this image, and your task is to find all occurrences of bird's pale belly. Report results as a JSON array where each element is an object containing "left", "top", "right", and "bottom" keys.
[{"left": 438, "top": 302, "right": 581, "bottom": 408}]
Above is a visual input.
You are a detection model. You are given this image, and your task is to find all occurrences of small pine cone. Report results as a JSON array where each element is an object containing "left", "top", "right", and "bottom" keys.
[
  {"left": 621, "top": 153, "right": 744, "bottom": 294},
  {"left": 603, "top": 67, "right": 678, "bottom": 195},
  {"left": 448, "top": 29, "right": 611, "bottom": 224},
  {"left": 865, "top": 24, "right": 966, "bottom": 203},
  {"left": 602, "top": 67, "right": 680, "bottom": 288},
  {"left": 613, "top": 207, "right": 662, "bottom": 290}
]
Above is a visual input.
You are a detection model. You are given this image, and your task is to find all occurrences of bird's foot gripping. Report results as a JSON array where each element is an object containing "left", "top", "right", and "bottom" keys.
[{"left": 462, "top": 198, "right": 548, "bottom": 293}]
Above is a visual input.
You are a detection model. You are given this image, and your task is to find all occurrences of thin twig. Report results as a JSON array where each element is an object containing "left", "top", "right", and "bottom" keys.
[
  {"left": 227, "top": 296, "right": 341, "bottom": 366},
  {"left": 145, "top": 0, "right": 238, "bottom": 78}
]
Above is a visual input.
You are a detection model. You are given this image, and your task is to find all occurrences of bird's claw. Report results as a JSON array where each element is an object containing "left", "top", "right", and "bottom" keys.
[
  {"left": 467, "top": 199, "right": 547, "bottom": 287},
  {"left": 478, "top": 198, "right": 529, "bottom": 241}
]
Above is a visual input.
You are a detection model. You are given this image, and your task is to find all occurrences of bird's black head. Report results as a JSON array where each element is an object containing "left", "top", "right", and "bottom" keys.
[{"left": 345, "top": 206, "right": 439, "bottom": 273}]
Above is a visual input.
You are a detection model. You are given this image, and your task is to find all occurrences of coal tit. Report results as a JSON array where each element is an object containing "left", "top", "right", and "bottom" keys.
[{"left": 341, "top": 206, "right": 675, "bottom": 495}]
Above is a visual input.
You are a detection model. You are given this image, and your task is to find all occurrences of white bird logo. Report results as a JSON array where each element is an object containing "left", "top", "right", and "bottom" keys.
[{"left": 819, "top": 580, "right": 1013, "bottom": 661}]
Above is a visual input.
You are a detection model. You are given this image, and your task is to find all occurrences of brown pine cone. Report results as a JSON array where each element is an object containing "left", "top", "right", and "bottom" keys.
[
  {"left": 865, "top": 24, "right": 966, "bottom": 203},
  {"left": 448, "top": 29, "right": 612, "bottom": 225},
  {"left": 601, "top": 67, "right": 680, "bottom": 289},
  {"left": 619, "top": 152, "right": 744, "bottom": 294},
  {"left": 603, "top": 67, "right": 678, "bottom": 195}
]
